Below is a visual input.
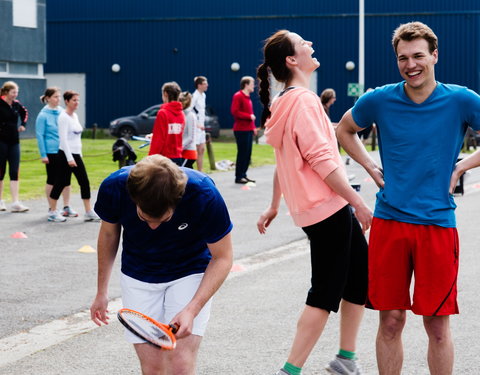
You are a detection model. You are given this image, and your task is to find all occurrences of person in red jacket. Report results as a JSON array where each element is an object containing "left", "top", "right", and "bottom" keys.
[
  {"left": 231, "top": 76, "right": 257, "bottom": 184},
  {"left": 148, "top": 82, "right": 185, "bottom": 166}
]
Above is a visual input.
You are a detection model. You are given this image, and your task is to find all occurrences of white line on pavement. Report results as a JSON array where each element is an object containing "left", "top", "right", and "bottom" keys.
[{"left": 0, "top": 239, "right": 308, "bottom": 368}]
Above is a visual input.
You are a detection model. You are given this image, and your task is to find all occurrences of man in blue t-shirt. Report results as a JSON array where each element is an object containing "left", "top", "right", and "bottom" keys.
[
  {"left": 337, "top": 21, "right": 480, "bottom": 374},
  {"left": 90, "top": 154, "right": 233, "bottom": 374}
]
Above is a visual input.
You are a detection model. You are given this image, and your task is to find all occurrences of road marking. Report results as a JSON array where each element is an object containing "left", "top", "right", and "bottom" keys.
[{"left": 0, "top": 239, "right": 308, "bottom": 367}]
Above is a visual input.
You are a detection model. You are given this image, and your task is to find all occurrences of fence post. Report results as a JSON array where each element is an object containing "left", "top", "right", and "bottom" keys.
[
  {"left": 92, "top": 123, "right": 97, "bottom": 139},
  {"left": 371, "top": 125, "right": 377, "bottom": 151},
  {"left": 205, "top": 133, "right": 216, "bottom": 170}
]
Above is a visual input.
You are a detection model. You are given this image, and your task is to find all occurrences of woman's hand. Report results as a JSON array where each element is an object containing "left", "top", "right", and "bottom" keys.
[{"left": 257, "top": 207, "right": 279, "bottom": 234}]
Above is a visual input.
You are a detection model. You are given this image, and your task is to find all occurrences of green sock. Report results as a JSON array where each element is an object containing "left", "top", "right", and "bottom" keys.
[
  {"left": 283, "top": 361, "right": 302, "bottom": 375},
  {"left": 338, "top": 349, "right": 356, "bottom": 360}
]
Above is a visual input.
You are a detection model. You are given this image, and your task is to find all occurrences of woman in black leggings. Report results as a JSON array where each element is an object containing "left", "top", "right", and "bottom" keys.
[
  {"left": 48, "top": 90, "right": 99, "bottom": 222},
  {"left": 0, "top": 81, "right": 28, "bottom": 212}
]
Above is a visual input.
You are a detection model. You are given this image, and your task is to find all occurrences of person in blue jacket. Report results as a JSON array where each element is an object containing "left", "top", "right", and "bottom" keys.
[{"left": 36, "top": 87, "right": 76, "bottom": 222}]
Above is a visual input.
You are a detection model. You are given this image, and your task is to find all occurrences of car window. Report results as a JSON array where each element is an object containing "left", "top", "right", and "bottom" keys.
[{"left": 145, "top": 106, "right": 160, "bottom": 117}]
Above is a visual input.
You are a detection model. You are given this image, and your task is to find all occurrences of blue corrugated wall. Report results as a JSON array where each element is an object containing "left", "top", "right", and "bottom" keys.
[{"left": 45, "top": 1, "right": 480, "bottom": 128}]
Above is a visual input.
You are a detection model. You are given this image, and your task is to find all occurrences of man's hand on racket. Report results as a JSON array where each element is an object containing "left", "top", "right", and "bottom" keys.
[
  {"left": 90, "top": 293, "right": 110, "bottom": 326},
  {"left": 169, "top": 308, "right": 195, "bottom": 339},
  {"left": 257, "top": 207, "right": 278, "bottom": 234}
]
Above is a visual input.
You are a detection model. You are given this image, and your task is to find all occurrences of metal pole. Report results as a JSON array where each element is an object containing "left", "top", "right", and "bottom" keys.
[{"left": 359, "top": 0, "right": 365, "bottom": 91}]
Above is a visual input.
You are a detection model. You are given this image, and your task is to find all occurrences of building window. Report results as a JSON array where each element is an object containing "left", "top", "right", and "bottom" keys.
[
  {"left": 9, "top": 62, "right": 39, "bottom": 75},
  {"left": 12, "top": 0, "right": 37, "bottom": 28},
  {"left": 0, "top": 62, "right": 43, "bottom": 78}
]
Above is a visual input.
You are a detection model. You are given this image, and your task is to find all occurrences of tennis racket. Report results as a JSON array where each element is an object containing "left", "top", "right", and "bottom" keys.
[
  {"left": 132, "top": 135, "right": 151, "bottom": 149},
  {"left": 117, "top": 308, "right": 179, "bottom": 350}
]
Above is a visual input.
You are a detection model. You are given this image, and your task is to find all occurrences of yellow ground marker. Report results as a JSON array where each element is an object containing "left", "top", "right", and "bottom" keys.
[{"left": 77, "top": 245, "right": 96, "bottom": 253}]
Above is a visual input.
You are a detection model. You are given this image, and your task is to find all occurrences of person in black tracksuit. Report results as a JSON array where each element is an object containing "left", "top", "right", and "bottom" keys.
[{"left": 0, "top": 81, "right": 29, "bottom": 212}]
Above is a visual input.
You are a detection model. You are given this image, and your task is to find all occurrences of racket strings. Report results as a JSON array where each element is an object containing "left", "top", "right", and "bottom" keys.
[{"left": 122, "top": 312, "right": 173, "bottom": 346}]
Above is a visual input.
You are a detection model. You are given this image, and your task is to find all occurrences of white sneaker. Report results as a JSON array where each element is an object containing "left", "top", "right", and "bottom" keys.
[
  {"left": 48, "top": 210, "right": 67, "bottom": 222},
  {"left": 84, "top": 210, "right": 100, "bottom": 222},
  {"left": 11, "top": 201, "right": 29, "bottom": 212},
  {"left": 0, "top": 200, "right": 6, "bottom": 211}
]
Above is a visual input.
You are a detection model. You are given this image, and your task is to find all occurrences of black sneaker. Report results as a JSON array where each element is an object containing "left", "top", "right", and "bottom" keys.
[{"left": 235, "top": 178, "right": 248, "bottom": 184}]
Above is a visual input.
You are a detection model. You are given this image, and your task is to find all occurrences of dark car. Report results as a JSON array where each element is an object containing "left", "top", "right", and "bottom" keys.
[{"left": 109, "top": 104, "right": 220, "bottom": 139}]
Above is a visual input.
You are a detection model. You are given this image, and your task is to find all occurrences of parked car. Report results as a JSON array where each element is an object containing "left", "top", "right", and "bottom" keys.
[{"left": 109, "top": 104, "right": 220, "bottom": 139}]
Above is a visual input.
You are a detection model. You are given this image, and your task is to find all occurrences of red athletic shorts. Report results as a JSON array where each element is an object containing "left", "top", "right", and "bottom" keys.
[{"left": 367, "top": 218, "right": 459, "bottom": 316}]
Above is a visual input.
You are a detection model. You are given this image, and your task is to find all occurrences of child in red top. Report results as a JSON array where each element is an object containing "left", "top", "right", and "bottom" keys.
[{"left": 148, "top": 82, "right": 185, "bottom": 165}]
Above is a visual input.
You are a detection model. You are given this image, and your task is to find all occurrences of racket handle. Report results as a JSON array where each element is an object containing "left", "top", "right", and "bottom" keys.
[{"left": 169, "top": 323, "right": 179, "bottom": 334}]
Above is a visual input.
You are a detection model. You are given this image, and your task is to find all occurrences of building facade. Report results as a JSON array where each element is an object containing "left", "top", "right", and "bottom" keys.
[
  {"left": 45, "top": 1, "right": 480, "bottom": 130},
  {"left": 0, "top": 0, "right": 46, "bottom": 137}
]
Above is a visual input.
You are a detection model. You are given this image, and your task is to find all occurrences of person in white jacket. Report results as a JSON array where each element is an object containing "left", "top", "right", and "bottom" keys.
[
  {"left": 49, "top": 90, "right": 99, "bottom": 222},
  {"left": 190, "top": 76, "right": 208, "bottom": 171},
  {"left": 179, "top": 91, "right": 197, "bottom": 168}
]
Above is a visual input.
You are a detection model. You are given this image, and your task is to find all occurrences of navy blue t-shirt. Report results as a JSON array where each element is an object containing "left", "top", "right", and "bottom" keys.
[
  {"left": 352, "top": 82, "right": 480, "bottom": 227},
  {"left": 95, "top": 167, "right": 233, "bottom": 283}
]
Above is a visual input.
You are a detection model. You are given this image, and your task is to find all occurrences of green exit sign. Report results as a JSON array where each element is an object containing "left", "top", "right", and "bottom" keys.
[{"left": 347, "top": 83, "right": 364, "bottom": 97}]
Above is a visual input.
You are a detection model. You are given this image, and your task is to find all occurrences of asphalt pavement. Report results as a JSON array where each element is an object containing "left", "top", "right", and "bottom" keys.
[{"left": 1, "top": 151, "right": 480, "bottom": 374}]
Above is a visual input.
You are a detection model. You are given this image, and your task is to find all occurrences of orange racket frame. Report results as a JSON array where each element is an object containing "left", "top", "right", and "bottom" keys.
[{"left": 117, "top": 308, "right": 178, "bottom": 350}]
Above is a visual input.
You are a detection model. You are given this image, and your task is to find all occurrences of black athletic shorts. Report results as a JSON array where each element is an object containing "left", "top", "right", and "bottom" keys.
[{"left": 302, "top": 205, "right": 368, "bottom": 313}]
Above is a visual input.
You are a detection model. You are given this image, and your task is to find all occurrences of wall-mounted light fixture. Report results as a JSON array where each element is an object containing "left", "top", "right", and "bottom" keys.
[
  {"left": 111, "top": 64, "right": 121, "bottom": 73},
  {"left": 345, "top": 61, "right": 355, "bottom": 71}
]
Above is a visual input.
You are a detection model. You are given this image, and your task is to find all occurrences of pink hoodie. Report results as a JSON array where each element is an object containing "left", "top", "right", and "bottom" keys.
[{"left": 265, "top": 87, "right": 348, "bottom": 227}]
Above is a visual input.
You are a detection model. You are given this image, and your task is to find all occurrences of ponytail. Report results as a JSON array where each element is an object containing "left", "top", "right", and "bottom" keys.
[
  {"left": 257, "top": 29, "right": 295, "bottom": 127},
  {"left": 40, "top": 87, "right": 60, "bottom": 104},
  {"left": 257, "top": 63, "right": 271, "bottom": 127}
]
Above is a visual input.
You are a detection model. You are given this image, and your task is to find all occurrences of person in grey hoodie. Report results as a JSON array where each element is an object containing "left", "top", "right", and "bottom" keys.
[{"left": 36, "top": 87, "right": 76, "bottom": 222}]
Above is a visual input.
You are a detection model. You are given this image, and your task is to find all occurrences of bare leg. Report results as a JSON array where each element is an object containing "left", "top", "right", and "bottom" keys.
[
  {"left": 45, "top": 184, "right": 60, "bottom": 211},
  {"left": 286, "top": 305, "right": 330, "bottom": 367},
  {"left": 62, "top": 185, "right": 71, "bottom": 207},
  {"left": 423, "top": 316, "right": 454, "bottom": 375},
  {"left": 134, "top": 334, "right": 202, "bottom": 375},
  {"left": 82, "top": 199, "right": 92, "bottom": 213},
  {"left": 376, "top": 310, "right": 406, "bottom": 375},
  {"left": 10, "top": 180, "right": 19, "bottom": 202},
  {"left": 0, "top": 180, "right": 4, "bottom": 201},
  {"left": 339, "top": 299, "right": 364, "bottom": 352},
  {"left": 196, "top": 143, "right": 205, "bottom": 172}
]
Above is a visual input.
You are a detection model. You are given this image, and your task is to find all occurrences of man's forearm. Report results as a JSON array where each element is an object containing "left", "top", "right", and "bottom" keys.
[{"left": 96, "top": 223, "right": 121, "bottom": 296}]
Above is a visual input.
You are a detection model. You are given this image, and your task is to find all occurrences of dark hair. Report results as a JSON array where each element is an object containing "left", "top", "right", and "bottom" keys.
[
  {"left": 40, "top": 87, "right": 60, "bottom": 103},
  {"left": 127, "top": 155, "right": 187, "bottom": 218},
  {"left": 162, "top": 81, "right": 181, "bottom": 102},
  {"left": 392, "top": 21, "right": 438, "bottom": 55},
  {"left": 63, "top": 90, "right": 79, "bottom": 102},
  {"left": 257, "top": 30, "right": 295, "bottom": 126},
  {"left": 194, "top": 76, "right": 207, "bottom": 88},
  {"left": 320, "top": 88, "right": 336, "bottom": 105}
]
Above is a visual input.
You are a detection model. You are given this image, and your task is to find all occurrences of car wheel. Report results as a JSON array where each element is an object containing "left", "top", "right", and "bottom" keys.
[{"left": 119, "top": 125, "right": 135, "bottom": 139}]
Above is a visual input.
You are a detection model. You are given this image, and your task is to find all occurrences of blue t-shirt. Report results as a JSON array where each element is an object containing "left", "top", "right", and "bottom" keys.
[
  {"left": 352, "top": 82, "right": 480, "bottom": 227},
  {"left": 94, "top": 167, "right": 233, "bottom": 283}
]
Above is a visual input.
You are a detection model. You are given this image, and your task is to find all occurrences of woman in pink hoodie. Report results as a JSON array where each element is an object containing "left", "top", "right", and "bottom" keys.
[{"left": 256, "top": 30, "right": 372, "bottom": 375}]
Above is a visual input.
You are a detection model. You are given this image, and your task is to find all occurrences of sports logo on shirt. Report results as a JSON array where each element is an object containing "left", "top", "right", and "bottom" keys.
[
  {"left": 168, "top": 123, "right": 183, "bottom": 134},
  {"left": 178, "top": 223, "right": 188, "bottom": 230}
]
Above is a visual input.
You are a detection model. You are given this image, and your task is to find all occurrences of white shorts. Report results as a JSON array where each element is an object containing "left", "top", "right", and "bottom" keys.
[
  {"left": 120, "top": 272, "right": 212, "bottom": 343},
  {"left": 196, "top": 129, "right": 206, "bottom": 145}
]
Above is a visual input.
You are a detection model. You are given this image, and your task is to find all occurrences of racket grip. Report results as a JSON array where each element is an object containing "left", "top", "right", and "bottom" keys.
[{"left": 169, "top": 323, "right": 179, "bottom": 334}]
